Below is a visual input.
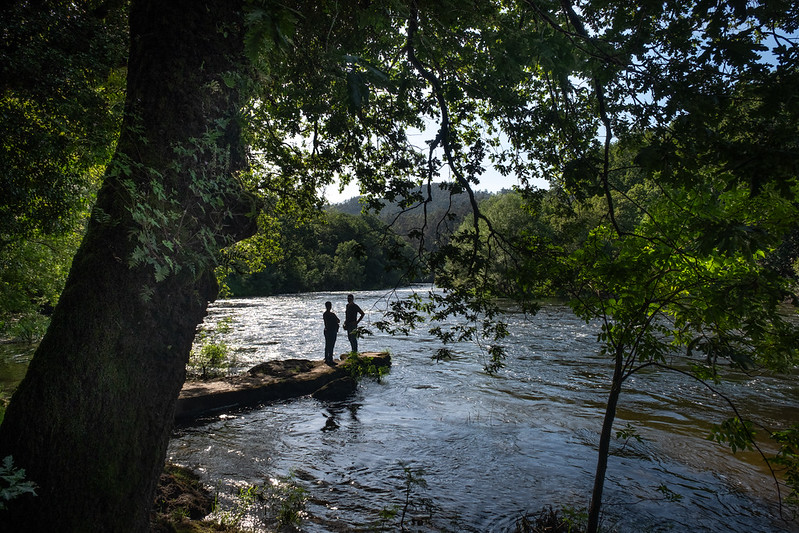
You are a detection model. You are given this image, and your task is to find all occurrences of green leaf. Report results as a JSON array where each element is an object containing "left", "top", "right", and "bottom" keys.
[{"left": 709, "top": 417, "right": 756, "bottom": 453}]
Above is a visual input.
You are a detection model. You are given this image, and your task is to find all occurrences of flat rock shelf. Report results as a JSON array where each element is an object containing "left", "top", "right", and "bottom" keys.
[{"left": 174, "top": 352, "right": 391, "bottom": 422}]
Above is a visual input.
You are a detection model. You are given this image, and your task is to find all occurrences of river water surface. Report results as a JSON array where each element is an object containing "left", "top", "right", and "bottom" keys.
[{"left": 167, "top": 288, "right": 798, "bottom": 532}]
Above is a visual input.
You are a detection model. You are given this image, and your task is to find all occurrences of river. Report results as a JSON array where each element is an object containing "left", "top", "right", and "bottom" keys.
[{"left": 165, "top": 287, "right": 798, "bottom": 532}]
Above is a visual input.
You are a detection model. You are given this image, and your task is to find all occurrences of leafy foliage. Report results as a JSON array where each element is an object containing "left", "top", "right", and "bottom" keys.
[
  {"left": 0, "top": 455, "right": 36, "bottom": 510},
  {"left": 0, "top": 202, "right": 89, "bottom": 341},
  {"left": 709, "top": 417, "right": 757, "bottom": 454},
  {"left": 0, "top": 1, "right": 125, "bottom": 339},
  {"left": 189, "top": 317, "right": 236, "bottom": 379},
  {"left": 343, "top": 351, "right": 390, "bottom": 382},
  {"left": 771, "top": 425, "right": 799, "bottom": 508},
  {"left": 0, "top": 1, "right": 126, "bottom": 244}
]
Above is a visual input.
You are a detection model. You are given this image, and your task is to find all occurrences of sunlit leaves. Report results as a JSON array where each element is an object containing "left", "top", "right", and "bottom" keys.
[
  {"left": 569, "top": 180, "right": 798, "bottom": 375},
  {"left": 374, "top": 293, "right": 429, "bottom": 336},
  {"left": 0, "top": 2, "right": 126, "bottom": 244},
  {"left": 0, "top": 227, "right": 83, "bottom": 339}
]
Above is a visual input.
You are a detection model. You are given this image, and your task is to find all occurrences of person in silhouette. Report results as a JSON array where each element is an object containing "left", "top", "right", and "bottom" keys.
[
  {"left": 323, "top": 301, "right": 340, "bottom": 365},
  {"left": 343, "top": 293, "right": 365, "bottom": 353}
]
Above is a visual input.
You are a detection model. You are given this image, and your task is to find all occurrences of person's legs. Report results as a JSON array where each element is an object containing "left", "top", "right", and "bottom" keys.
[
  {"left": 348, "top": 330, "right": 358, "bottom": 353},
  {"left": 324, "top": 331, "right": 336, "bottom": 362},
  {"left": 329, "top": 333, "right": 336, "bottom": 358}
]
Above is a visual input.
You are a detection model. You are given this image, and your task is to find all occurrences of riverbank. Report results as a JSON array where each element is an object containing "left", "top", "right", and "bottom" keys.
[
  {"left": 151, "top": 464, "right": 578, "bottom": 533},
  {"left": 175, "top": 352, "right": 391, "bottom": 422}
]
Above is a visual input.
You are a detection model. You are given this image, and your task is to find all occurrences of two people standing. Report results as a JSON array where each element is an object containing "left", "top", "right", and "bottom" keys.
[{"left": 322, "top": 294, "right": 365, "bottom": 365}]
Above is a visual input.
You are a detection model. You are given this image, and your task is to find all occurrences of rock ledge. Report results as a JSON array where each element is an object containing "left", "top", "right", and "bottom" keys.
[{"left": 175, "top": 352, "right": 390, "bottom": 422}]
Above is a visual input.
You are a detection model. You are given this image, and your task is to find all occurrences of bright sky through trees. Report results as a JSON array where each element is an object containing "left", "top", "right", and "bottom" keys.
[{"left": 323, "top": 119, "right": 549, "bottom": 203}]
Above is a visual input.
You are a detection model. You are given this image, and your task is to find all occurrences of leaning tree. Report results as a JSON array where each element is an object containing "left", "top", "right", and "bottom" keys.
[
  {"left": 0, "top": 0, "right": 437, "bottom": 529},
  {"left": 0, "top": 1, "right": 257, "bottom": 530}
]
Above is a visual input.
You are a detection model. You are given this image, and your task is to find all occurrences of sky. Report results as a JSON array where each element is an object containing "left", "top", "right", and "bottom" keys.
[{"left": 321, "top": 166, "right": 540, "bottom": 204}]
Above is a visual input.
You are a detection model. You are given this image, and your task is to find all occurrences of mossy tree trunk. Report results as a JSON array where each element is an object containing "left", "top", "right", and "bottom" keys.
[{"left": 0, "top": 1, "right": 255, "bottom": 531}]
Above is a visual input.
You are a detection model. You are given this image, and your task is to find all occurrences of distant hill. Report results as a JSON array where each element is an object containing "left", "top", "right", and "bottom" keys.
[
  {"left": 330, "top": 196, "right": 366, "bottom": 216},
  {"left": 328, "top": 182, "right": 495, "bottom": 250}
]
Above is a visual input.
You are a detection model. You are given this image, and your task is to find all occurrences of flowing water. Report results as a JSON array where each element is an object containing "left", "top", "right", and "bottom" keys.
[
  {"left": 166, "top": 287, "right": 799, "bottom": 532},
  {"left": 0, "top": 289, "right": 793, "bottom": 531}
]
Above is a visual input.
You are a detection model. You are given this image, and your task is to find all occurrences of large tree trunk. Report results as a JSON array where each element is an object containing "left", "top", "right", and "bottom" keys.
[{"left": 0, "top": 1, "right": 254, "bottom": 531}]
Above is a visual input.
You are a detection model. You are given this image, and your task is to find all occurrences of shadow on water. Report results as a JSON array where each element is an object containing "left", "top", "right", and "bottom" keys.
[{"left": 168, "top": 289, "right": 799, "bottom": 532}]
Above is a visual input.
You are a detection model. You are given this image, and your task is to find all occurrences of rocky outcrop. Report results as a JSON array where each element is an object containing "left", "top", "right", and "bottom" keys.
[{"left": 174, "top": 352, "right": 390, "bottom": 422}]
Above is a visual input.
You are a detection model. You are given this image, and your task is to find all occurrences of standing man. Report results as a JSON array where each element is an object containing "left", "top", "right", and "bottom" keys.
[
  {"left": 323, "top": 301, "right": 340, "bottom": 365},
  {"left": 343, "top": 293, "right": 365, "bottom": 353}
]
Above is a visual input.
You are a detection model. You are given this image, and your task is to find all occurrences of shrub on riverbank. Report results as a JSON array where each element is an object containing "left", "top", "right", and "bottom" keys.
[
  {"left": 151, "top": 464, "right": 240, "bottom": 533},
  {"left": 342, "top": 350, "right": 391, "bottom": 382}
]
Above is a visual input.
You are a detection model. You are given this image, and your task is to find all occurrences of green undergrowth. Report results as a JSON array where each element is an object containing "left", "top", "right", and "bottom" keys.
[
  {"left": 152, "top": 464, "right": 242, "bottom": 533},
  {"left": 341, "top": 351, "right": 390, "bottom": 382},
  {"left": 188, "top": 317, "right": 236, "bottom": 380}
]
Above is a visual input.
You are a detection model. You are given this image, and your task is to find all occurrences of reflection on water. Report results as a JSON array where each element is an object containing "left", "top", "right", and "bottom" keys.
[{"left": 167, "top": 288, "right": 795, "bottom": 532}]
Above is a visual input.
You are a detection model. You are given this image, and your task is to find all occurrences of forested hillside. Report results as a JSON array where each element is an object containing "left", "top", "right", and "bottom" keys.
[
  {"left": 222, "top": 184, "right": 495, "bottom": 296},
  {"left": 331, "top": 182, "right": 494, "bottom": 251},
  {"left": 222, "top": 210, "right": 416, "bottom": 296}
]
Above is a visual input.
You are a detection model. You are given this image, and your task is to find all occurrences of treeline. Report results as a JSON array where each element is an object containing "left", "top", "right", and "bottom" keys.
[
  {"left": 222, "top": 182, "right": 492, "bottom": 297},
  {"left": 444, "top": 142, "right": 799, "bottom": 302},
  {"left": 221, "top": 210, "right": 417, "bottom": 296},
  {"left": 0, "top": 183, "right": 488, "bottom": 337}
]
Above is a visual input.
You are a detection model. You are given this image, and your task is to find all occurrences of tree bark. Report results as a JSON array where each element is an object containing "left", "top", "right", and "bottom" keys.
[
  {"left": 587, "top": 346, "right": 625, "bottom": 533},
  {"left": 0, "top": 1, "right": 254, "bottom": 531}
]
